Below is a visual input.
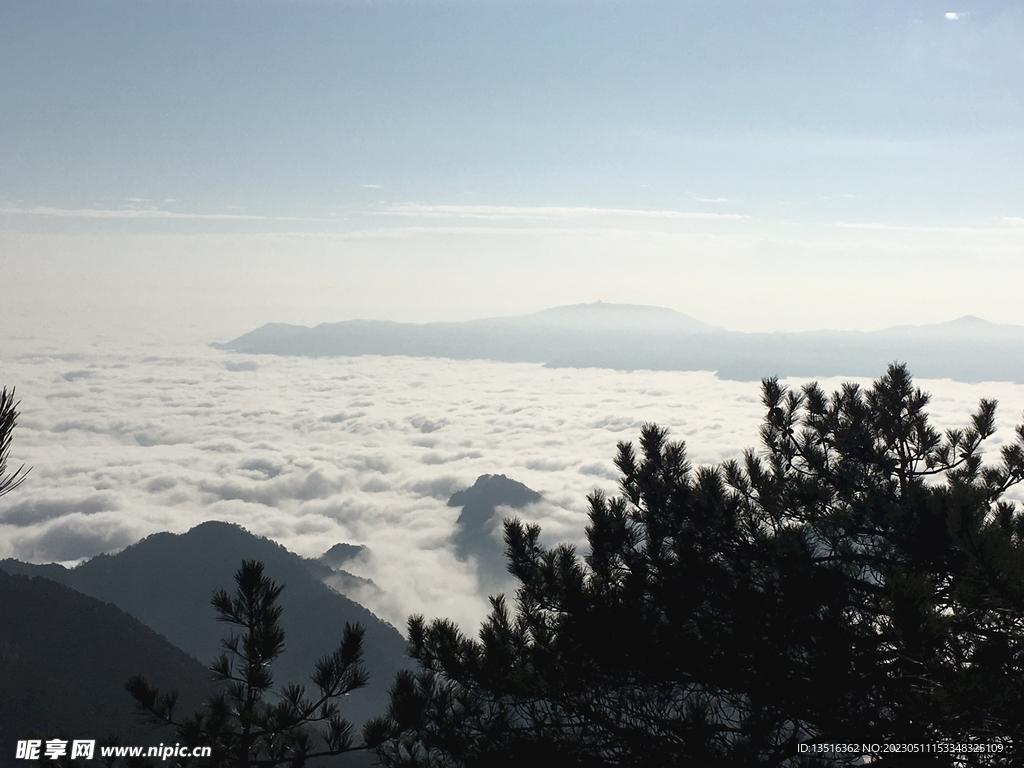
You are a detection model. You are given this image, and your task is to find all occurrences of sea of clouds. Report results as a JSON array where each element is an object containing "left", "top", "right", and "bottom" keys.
[{"left": 3, "top": 336, "right": 1024, "bottom": 633}]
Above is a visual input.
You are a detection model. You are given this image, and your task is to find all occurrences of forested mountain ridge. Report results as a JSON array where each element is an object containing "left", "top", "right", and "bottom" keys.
[{"left": 0, "top": 522, "right": 411, "bottom": 730}]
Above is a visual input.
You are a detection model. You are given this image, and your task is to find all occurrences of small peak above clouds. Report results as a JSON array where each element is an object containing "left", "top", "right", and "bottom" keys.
[
  {"left": 320, "top": 541, "right": 367, "bottom": 568},
  {"left": 448, "top": 474, "right": 542, "bottom": 513},
  {"left": 449, "top": 474, "right": 542, "bottom": 587},
  {"left": 950, "top": 315, "right": 988, "bottom": 324}
]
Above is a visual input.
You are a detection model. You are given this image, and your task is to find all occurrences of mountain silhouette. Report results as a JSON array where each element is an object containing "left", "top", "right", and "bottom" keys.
[
  {"left": 214, "top": 302, "right": 1024, "bottom": 383},
  {"left": 0, "top": 522, "right": 410, "bottom": 731},
  {"left": 449, "top": 475, "right": 541, "bottom": 587}
]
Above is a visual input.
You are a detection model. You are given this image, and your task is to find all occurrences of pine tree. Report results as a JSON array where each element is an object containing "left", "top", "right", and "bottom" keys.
[
  {"left": 129, "top": 560, "right": 370, "bottom": 767},
  {"left": 0, "top": 386, "right": 30, "bottom": 498},
  {"left": 366, "top": 364, "right": 1024, "bottom": 767}
]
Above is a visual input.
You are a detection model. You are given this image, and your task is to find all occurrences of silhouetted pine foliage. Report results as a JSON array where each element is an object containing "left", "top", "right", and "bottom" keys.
[
  {"left": 365, "top": 364, "right": 1024, "bottom": 767},
  {"left": 0, "top": 386, "right": 30, "bottom": 498},
  {"left": 128, "top": 560, "right": 371, "bottom": 768}
]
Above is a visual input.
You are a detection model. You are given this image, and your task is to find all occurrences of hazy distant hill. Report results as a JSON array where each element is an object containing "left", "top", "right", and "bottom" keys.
[
  {"left": 449, "top": 474, "right": 541, "bottom": 587},
  {"left": 0, "top": 522, "right": 410, "bottom": 730},
  {"left": 214, "top": 303, "right": 1024, "bottom": 383},
  {"left": 0, "top": 569, "right": 211, "bottom": 766},
  {"left": 214, "top": 302, "right": 722, "bottom": 369}
]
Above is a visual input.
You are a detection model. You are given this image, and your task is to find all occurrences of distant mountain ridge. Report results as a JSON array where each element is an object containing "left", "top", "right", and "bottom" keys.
[
  {"left": 214, "top": 303, "right": 1024, "bottom": 383},
  {"left": 879, "top": 315, "right": 1024, "bottom": 339}
]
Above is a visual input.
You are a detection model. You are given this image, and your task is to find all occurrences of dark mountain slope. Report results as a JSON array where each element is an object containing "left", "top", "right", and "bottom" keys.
[
  {"left": 0, "top": 569, "right": 211, "bottom": 766},
  {"left": 1, "top": 522, "right": 410, "bottom": 729}
]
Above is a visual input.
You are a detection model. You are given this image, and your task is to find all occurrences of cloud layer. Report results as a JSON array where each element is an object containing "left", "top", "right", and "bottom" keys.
[{"left": 3, "top": 336, "right": 1024, "bottom": 632}]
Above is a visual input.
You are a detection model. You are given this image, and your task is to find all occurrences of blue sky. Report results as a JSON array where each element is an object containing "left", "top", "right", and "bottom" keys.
[
  {"left": 2, "top": 1, "right": 1023, "bottom": 334},
  {"left": 4, "top": 0, "right": 1021, "bottom": 219}
]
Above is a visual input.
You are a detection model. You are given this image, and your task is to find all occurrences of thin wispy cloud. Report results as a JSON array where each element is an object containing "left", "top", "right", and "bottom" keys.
[
  {"left": 377, "top": 204, "right": 750, "bottom": 222},
  {"left": 0, "top": 203, "right": 329, "bottom": 223},
  {"left": 1, "top": 201, "right": 748, "bottom": 225},
  {"left": 0, "top": 201, "right": 754, "bottom": 246},
  {"left": 831, "top": 220, "right": 1024, "bottom": 235},
  {"left": 245, "top": 225, "right": 761, "bottom": 242}
]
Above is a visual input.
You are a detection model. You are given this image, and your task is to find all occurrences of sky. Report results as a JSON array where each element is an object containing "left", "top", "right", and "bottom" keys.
[{"left": 2, "top": 0, "right": 1024, "bottom": 336}]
